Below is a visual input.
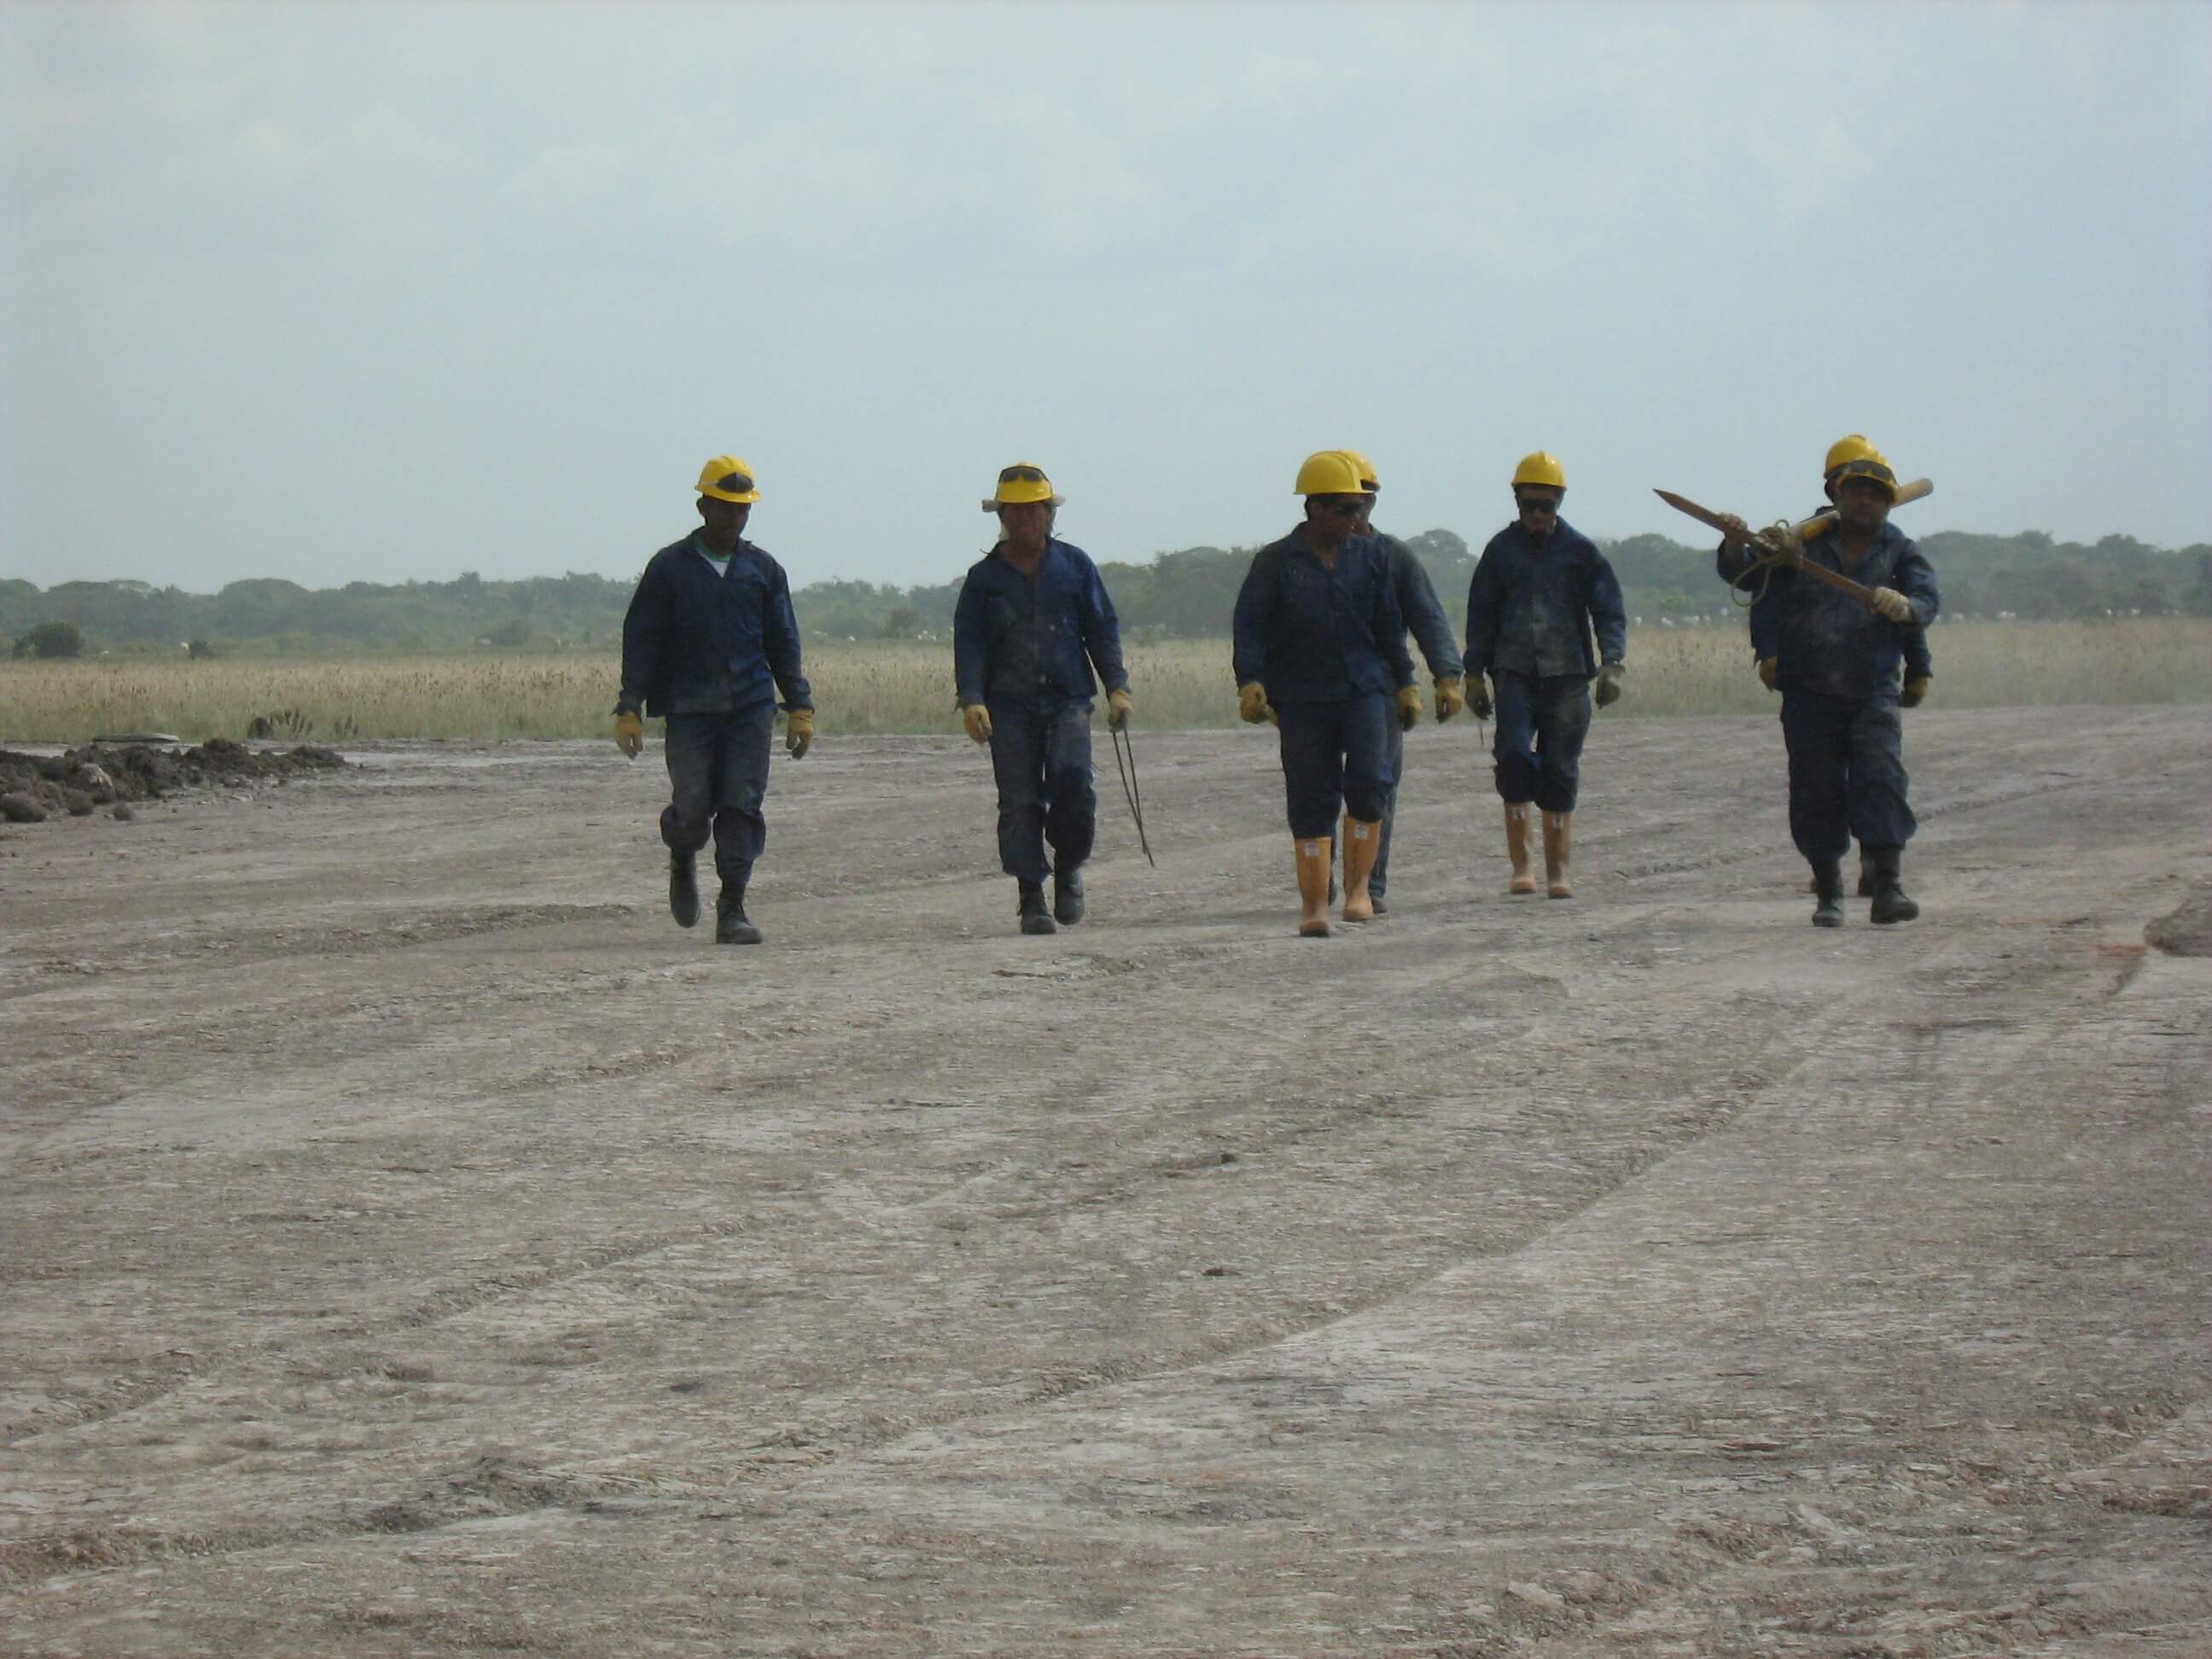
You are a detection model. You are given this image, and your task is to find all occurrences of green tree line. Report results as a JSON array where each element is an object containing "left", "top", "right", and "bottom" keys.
[{"left": 8, "top": 530, "right": 2209, "bottom": 657}]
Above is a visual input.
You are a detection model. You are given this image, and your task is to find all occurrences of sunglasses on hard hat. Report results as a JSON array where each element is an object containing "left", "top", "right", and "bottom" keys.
[
  {"left": 714, "top": 472, "right": 754, "bottom": 495},
  {"left": 998, "top": 465, "right": 1048, "bottom": 484}
]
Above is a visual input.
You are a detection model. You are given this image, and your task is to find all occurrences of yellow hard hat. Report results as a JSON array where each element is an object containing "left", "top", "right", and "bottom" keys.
[
  {"left": 1831, "top": 452, "right": 1900, "bottom": 500},
  {"left": 1511, "top": 451, "right": 1566, "bottom": 491},
  {"left": 696, "top": 455, "right": 760, "bottom": 504},
  {"left": 1823, "top": 434, "right": 1883, "bottom": 476},
  {"left": 1341, "top": 449, "right": 1380, "bottom": 492},
  {"left": 981, "top": 462, "right": 1064, "bottom": 512},
  {"left": 1295, "top": 450, "right": 1367, "bottom": 497}
]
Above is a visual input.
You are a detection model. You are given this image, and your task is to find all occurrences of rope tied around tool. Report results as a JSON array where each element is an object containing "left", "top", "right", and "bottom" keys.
[{"left": 1728, "top": 520, "right": 1806, "bottom": 609}]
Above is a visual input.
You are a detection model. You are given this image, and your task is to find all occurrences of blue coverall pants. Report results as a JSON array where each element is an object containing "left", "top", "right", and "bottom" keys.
[
  {"left": 987, "top": 700, "right": 1096, "bottom": 882},
  {"left": 1372, "top": 719, "right": 1407, "bottom": 900},
  {"left": 1277, "top": 694, "right": 1393, "bottom": 840},
  {"left": 661, "top": 706, "right": 776, "bottom": 885},
  {"left": 1779, "top": 690, "right": 1914, "bottom": 864},
  {"left": 1492, "top": 671, "right": 1592, "bottom": 813}
]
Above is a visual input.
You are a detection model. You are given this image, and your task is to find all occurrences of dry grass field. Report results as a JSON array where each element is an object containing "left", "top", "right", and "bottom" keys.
[{"left": 2, "top": 620, "right": 2208, "bottom": 744}]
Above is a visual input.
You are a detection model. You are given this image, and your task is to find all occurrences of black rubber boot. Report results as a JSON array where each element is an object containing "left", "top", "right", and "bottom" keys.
[
  {"left": 1017, "top": 880, "right": 1057, "bottom": 935},
  {"left": 668, "top": 850, "right": 701, "bottom": 928},
  {"left": 715, "top": 884, "right": 763, "bottom": 946},
  {"left": 1811, "top": 859, "right": 1845, "bottom": 928},
  {"left": 1855, "top": 847, "right": 1874, "bottom": 898},
  {"left": 1052, "top": 866, "right": 1086, "bottom": 926},
  {"left": 1866, "top": 846, "right": 1919, "bottom": 924}
]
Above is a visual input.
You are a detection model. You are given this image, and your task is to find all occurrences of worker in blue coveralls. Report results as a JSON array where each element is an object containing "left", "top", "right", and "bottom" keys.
[
  {"left": 1714, "top": 434, "right": 1935, "bottom": 900},
  {"left": 1341, "top": 449, "right": 1465, "bottom": 916},
  {"left": 1233, "top": 450, "right": 1416, "bottom": 939},
  {"left": 1720, "top": 439, "right": 1938, "bottom": 927},
  {"left": 1462, "top": 451, "right": 1628, "bottom": 901},
  {"left": 614, "top": 455, "right": 814, "bottom": 946},
  {"left": 955, "top": 463, "right": 1133, "bottom": 937}
]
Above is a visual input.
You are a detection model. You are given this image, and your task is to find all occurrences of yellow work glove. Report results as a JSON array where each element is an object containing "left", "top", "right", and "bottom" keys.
[
  {"left": 962, "top": 703, "right": 993, "bottom": 745},
  {"left": 1593, "top": 662, "right": 1625, "bottom": 709},
  {"left": 785, "top": 707, "right": 814, "bottom": 759},
  {"left": 1870, "top": 586, "right": 1915, "bottom": 624},
  {"left": 1106, "top": 688, "right": 1133, "bottom": 731},
  {"left": 1433, "top": 676, "right": 1464, "bottom": 722},
  {"left": 1467, "top": 675, "right": 1493, "bottom": 721},
  {"left": 613, "top": 709, "right": 644, "bottom": 759},
  {"left": 1395, "top": 685, "right": 1423, "bottom": 731},
  {"left": 1757, "top": 656, "right": 1778, "bottom": 692},
  {"left": 1237, "top": 682, "right": 1273, "bottom": 725},
  {"left": 1901, "top": 675, "right": 1930, "bottom": 708}
]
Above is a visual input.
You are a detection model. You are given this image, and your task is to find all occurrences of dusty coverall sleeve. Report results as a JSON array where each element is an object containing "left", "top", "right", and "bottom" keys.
[
  {"left": 1373, "top": 565, "right": 1415, "bottom": 689},
  {"left": 1080, "top": 556, "right": 1131, "bottom": 696},
  {"left": 952, "top": 573, "right": 988, "bottom": 707},
  {"left": 617, "top": 556, "right": 672, "bottom": 713},
  {"left": 1890, "top": 545, "right": 1941, "bottom": 631},
  {"left": 1231, "top": 550, "right": 1278, "bottom": 690},
  {"left": 1462, "top": 553, "right": 1501, "bottom": 678},
  {"left": 1587, "top": 550, "right": 1628, "bottom": 667},
  {"left": 1749, "top": 573, "right": 1784, "bottom": 664},
  {"left": 764, "top": 562, "right": 812, "bottom": 711}
]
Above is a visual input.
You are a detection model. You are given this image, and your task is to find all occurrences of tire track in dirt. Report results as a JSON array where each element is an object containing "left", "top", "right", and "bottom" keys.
[{"left": 1, "top": 914, "right": 1890, "bottom": 1578}]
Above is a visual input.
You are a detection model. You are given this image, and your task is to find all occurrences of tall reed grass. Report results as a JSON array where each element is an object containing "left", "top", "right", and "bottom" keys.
[{"left": 3, "top": 620, "right": 2206, "bottom": 744}]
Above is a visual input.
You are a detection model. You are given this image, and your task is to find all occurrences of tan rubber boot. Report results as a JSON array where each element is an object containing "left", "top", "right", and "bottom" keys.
[
  {"left": 1295, "top": 835, "right": 1333, "bottom": 937},
  {"left": 1542, "top": 809, "right": 1573, "bottom": 899},
  {"left": 1340, "top": 815, "right": 1383, "bottom": 923},
  {"left": 1505, "top": 801, "right": 1538, "bottom": 894}
]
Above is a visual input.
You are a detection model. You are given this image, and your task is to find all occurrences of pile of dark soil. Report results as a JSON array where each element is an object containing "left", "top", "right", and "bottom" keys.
[{"left": 0, "top": 739, "right": 352, "bottom": 823}]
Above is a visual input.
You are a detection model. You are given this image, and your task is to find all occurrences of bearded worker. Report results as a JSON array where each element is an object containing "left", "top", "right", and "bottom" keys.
[
  {"left": 1462, "top": 451, "right": 1627, "bottom": 900},
  {"left": 954, "top": 463, "right": 1132, "bottom": 936},
  {"left": 1715, "top": 434, "right": 1936, "bottom": 901},
  {"left": 1232, "top": 450, "right": 1415, "bottom": 938},
  {"left": 1719, "top": 439, "right": 1939, "bottom": 926},
  {"left": 614, "top": 455, "right": 814, "bottom": 946}
]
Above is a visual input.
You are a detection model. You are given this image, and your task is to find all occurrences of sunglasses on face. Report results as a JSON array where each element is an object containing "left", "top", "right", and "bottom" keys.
[
  {"left": 998, "top": 465, "right": 1048, "bottom": 484},
  {"left": 1315, "top": 498, "right": 1365, "bottom": 518},
  {"left": 1516, "top": 496, "right": 1561, "bottom": 515}
]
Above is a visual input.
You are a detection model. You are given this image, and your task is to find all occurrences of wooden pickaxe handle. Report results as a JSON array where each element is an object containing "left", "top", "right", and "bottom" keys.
[{"left": 1655, "top": 482, "right": 1934, "bottom": 608}]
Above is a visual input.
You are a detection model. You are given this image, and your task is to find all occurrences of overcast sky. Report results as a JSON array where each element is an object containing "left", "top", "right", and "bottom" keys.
[{"left": 5, "top": 1, "right": 2208, "bottom": 594}]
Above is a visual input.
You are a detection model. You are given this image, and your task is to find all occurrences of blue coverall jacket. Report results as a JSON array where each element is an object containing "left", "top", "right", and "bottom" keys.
[
  {"left": 618, "top": 533, "right": 812, "bottom": 716},
  {"left": 954, "top": 539, "right": 1129, "bottom": 709},
  {"left": 1750, "top": 523, "right": 1940, "bottom": 701},
  {"left": 1377, "top": 532, "right": 1465, "bottom": 681},
  {"left": 1464, "top": 520, "right": 1628, "bottom": 681},
  {"left": 1231, "top": 532, "right": 1415, "bottom": 705},
  {"left": 1720, "top": 512, "right": 1932, "bottom": 683}
]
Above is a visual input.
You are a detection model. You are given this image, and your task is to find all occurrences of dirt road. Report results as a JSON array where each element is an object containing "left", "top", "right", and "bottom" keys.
[{"left": 3, "top": 707, "right": 2208, "bottom": 1657}]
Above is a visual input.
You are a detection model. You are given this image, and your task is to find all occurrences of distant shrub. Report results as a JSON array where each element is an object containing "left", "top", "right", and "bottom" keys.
[{"left": 13, "top": 621, "right": 85, "bottom": 660}]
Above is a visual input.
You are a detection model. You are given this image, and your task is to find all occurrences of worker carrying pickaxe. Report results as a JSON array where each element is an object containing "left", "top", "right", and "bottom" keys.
[{"left": 1664, "top": 439, "right": 1940, "bottom": 927}]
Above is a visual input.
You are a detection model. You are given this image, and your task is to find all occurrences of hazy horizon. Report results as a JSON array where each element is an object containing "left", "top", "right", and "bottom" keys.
[{"left": 7, "top": 2, "right": 2208, "bottom": 594}]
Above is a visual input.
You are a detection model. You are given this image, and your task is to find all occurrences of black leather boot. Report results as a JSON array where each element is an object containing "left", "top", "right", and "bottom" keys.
[
  {"left": 1866, "top": 846, "right": 1919, "bottom": 924},
  {"left": 669, "top": 850, "right": 701, "bottom": 928},
  {"left": 715, "top": 883, "right": 762, "bottom": 945},
  {"left": 1811, "top": 859, "right": 1845, "bottom": 928},
  {"left": 1017, "top": 880, "right": 1057, "bottom": 935},
  {"left": 1052, "top": 865, "right": 1086, "bottom": 926}
]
